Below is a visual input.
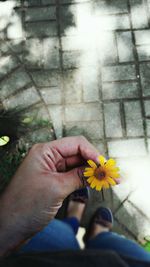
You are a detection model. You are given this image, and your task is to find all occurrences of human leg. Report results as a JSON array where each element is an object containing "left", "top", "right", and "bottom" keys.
[
  {"left": 18, "top": 188, "right": 89, "bottom": 253},
  {"left": 18, "top": 219, "right": 80, "bottom": 253},
  {"left": 85, "top": 207, "right": 150, "bottom": 263},
  {"left": 62, "top": 187, "right": 89, "bottom": 234}
]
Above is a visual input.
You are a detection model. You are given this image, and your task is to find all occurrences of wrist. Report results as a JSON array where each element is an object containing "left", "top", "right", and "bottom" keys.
[
  {"left": 0, "top": 193, "right": 26, "bottom": 256},
  {"left": 0, "top": 227, "right": 22, "bottom": 256}
]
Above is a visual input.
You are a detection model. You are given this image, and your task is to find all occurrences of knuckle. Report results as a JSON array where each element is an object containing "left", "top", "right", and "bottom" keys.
[
  {"left": 78, "top": 135, "right": 87, "bottom": 142},
  {"left": 29, "top": 142, "right": 51, "bottom": 157},
  {"left": 32, "top": 143, "right": 40, "bottom": 150},
  {"left": 30, "top": 143, "right": 41, "bottom": 153}
]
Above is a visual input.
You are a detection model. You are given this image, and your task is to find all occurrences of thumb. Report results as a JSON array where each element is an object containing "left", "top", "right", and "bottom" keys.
[{"left": 61, "top": 166, "right": 87, "bottom": 195}]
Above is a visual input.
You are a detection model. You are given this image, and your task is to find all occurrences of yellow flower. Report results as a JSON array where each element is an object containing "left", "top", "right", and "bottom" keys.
[{"left": 84, "top": 155, "right": 120, "bottom": 191}]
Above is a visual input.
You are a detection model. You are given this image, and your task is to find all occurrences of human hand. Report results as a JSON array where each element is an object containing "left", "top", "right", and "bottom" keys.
[{"left": 0, "top": 136, "right": 99, "bottom": 255}]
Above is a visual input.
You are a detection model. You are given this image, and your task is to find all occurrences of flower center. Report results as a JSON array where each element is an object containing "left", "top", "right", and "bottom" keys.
[{"left": 94, "top": 167, "right": 106, "bottom": 180}]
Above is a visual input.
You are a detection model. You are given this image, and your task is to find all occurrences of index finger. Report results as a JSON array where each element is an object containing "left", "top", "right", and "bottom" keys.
[{"left": 48, "top": 136, "right": 100, "bottom": 162}]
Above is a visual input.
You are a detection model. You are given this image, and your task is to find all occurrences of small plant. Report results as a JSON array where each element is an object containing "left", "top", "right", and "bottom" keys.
[
  {"left": 0, "top": 108, "right": 54, "bottom": 194},
  {"left": 142, "top": 237, "right": 150, "bottom": 252},
  {"left": 0, "top": 109, "right": 26, "bottom": 144},
  {"left": 0, "top": 108, "right": 28, "bottom": 193},
  {"left": 23, "top": 116, "right": 52, "bottom": 128},
  {"left": 0, "top": 141, "right": 28, "bottom": 193}
]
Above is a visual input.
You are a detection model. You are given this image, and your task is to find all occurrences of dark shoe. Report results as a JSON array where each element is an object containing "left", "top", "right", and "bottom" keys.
[
  {"left": 70, "top": 187, "right": 90, "bottom": 204},
  {"left": 84, "top": 207, "right": 113, "bottom": 242},
  {"left": 92, "top": 207, "right": 113, "bottom": 228}
]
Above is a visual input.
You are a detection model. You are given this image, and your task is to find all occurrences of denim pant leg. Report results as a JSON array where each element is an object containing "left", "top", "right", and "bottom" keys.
[
  {"left": 63, "top": 217, "right": 80, "bottom": 235},
  {"left": 18, "top": 219, "right": 80, "bottom": 253},
  {"left": 86, "top": 232, "right": 150, "bottom": 263}
]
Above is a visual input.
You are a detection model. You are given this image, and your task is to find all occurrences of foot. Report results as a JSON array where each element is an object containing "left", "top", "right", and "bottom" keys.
[
  {"left": 67, "top": 201, "right": 86, "bottom": 222},
  {"left": 89, "top": 223, "right": 109, "bottom": 239},
  {"left": 85, "top": 207, "right": 113, "bottom": 241},
  {"left": 67, "top": 187, "right": 89, "bottom": 222}
]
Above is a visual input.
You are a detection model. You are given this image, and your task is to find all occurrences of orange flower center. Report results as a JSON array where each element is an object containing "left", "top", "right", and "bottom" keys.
[{"left": 94, "top": 167, "right": 106, "bottom": 180}]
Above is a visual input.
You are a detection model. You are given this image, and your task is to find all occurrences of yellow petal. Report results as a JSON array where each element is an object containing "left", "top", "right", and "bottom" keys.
[
  {"left": 107, "top": 172, "right": 120, "bottom": 178},
  {"left": 84, "top": 170, "right": 94, "bottom": 177},
  {"left": 106, "top": 169, "right": 119, "bottom": 174},
  {"left": 107, "top": 177, "right": 116, "bottom": 186},
  {"left": 87, "top": 160, "right": 97, "bottom": 169},
  {"left": 98, "top": 155, "right": 106, "bottom": 166},
  {"left": 90, "top": 179, "right": 97, "bottom": 189},
  {"left": 85, "top": 167, "right": 93, "bottom": 172},
  {"left": 96, "top": 182, "right": 103, "bottom": 191},
  {"left": 87, "top": 176, "right": 95, "bottom": 184},
  {"left": 105, "top": 158, "right": 116, "bottom": 167},
  {"left": 102, "top": 181, "right": 110, "bottom": 189},
  {"left": 106, "top": 167, "right": 120, "bottom": 172},
  {"left": 84, "top": 173, "right": 91, "bottom": 177}
]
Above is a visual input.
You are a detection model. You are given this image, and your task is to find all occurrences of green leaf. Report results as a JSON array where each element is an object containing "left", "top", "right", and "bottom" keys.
[
  {"left": 0, "top": 136, "right": 10, "bottom": 146},
  {"left": 22, "top": 117, "right": 33, "bottom": 124}
]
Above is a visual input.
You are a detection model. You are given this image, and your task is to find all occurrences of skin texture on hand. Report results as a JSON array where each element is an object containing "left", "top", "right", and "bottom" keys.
[{"left": 0, "top": 136, "right": 99, "bottom": 256}]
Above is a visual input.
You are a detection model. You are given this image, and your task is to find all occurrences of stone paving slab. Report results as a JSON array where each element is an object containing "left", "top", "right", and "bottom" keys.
[
  {"left": 115, "top": 200, "right": 150, "bottom": 241},
  {"left": 0, "top": 0, "right": 150, "bottom": 240}
]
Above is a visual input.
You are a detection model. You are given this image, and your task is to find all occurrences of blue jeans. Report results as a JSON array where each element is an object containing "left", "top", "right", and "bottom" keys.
[{"left": 19, "top": 218, "right": 150, "bottom": 264}]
